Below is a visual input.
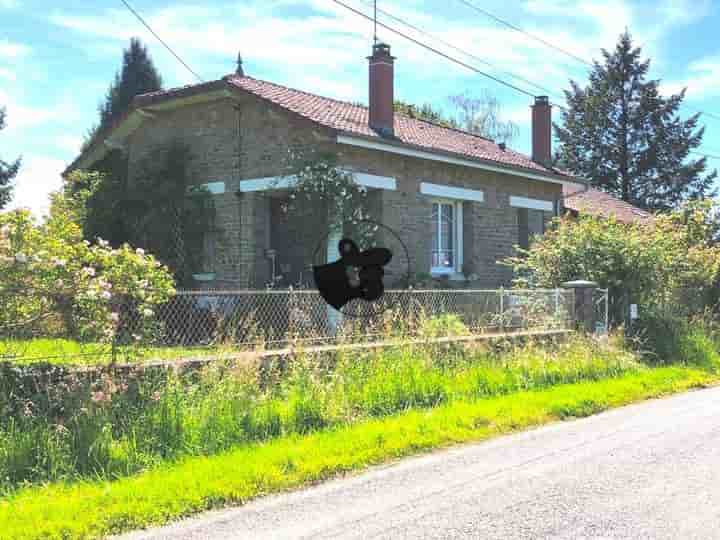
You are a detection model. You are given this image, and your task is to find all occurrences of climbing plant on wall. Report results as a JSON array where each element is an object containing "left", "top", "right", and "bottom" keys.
[
  {"left": 123, "top": 141, "right": 219, "bottom": 286},
  {"left": 279, "top": 150, "right": 378, "bottom": 253}
]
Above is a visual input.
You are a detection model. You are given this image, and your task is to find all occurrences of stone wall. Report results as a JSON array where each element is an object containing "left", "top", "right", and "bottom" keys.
[{"left": 125, "top": 92, "right": 563, "bottom": 289}]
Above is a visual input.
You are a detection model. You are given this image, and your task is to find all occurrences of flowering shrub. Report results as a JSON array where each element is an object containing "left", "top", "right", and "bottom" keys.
[{"left": 0, "top": 206, "right": 175, "bottom": 342}]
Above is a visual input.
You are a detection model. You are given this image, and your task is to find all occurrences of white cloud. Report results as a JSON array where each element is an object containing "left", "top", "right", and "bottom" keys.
[
  {"left": 0, "top": 39, "right": 29, "bottom": 58},
  {"left": 6, "top": 155, "right": 66, "bottom": 220},
  {"left": 0, "top": 0, "right": 19, "bottom": 8},
  {"left": 0, "top": 67, "right": 15, "bottom": 81},
  {"left": 0, "top": 90, "right": 81, "bottom": 132},
  {"left": 663, "top": 55, "right": 720, "bottom": 100},
  {"left": 55, "top": 135, "right": 84, "bottom": 155}
]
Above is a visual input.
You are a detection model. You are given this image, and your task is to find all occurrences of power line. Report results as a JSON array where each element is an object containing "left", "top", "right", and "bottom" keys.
[
  {"left": 118, "top": 0, "right": 204, "bottom": 83},
  {"left": 358, "top": 0, "right": 562, "bottom": 101},
  {"left": 331, "top": 0, "right": 538, "bottom": 99},
  {"left": 456, "top": 0, "right": 592, "bottom": 67},
  {"left": 455, "top": 0, "right": 720, "bottom": 125}
]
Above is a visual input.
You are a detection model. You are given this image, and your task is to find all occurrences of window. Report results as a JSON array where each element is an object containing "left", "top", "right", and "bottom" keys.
[
  {"left": 518, "top": 208, "right": 550, "bottom": 250},
  {"left": 431, "top": 200, "right": 462, "bottom": 274}
]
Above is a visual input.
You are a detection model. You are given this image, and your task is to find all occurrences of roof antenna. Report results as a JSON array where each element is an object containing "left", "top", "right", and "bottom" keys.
[{"left": 373, "top": 0, "right": 378, "bottom": 44}]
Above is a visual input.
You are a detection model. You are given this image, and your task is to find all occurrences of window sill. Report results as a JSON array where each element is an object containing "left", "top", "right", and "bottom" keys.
[{"left": 430, "top": 271, "right": 465, "bottom": 281}]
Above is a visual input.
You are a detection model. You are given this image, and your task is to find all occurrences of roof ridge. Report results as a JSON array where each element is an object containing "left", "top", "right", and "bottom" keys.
[{"left": 224, "top": 73, "right": 502, "bottom": 147}]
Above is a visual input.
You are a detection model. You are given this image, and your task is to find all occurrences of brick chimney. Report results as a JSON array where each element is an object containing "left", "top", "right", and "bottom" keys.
[
  {"left": 368, "top": 42, "right": 395, "bottom": 137},
  {"left": 531, "top": 96, "right": 551, "bottom": 167}
]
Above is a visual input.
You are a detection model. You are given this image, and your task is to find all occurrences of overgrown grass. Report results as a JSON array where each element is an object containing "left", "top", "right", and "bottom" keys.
[
  {"left": 3, "top": 315, "right": 720, "bottom": 540},
  {"left": 0, "top": 366, "right": 714, "bottom": 540},
  {"left": 0, "top": 337, "right": 243, "bottom": 366},
  {"left": 0, "top": 336, "right": 637, "bottom": 493}
]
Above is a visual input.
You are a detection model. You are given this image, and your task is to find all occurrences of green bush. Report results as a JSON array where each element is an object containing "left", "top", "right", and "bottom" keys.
[
  {"left": 631, "top": 307, "right": 720, "bottom": 369},
  {"left": 503, "top": 199, "right": 720, "bottom": 325}
]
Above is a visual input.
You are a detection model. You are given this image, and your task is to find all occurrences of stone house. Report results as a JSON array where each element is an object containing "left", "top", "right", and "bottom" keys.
[{"left": 65, "top": 42, "right": 589, "bottom": 289}]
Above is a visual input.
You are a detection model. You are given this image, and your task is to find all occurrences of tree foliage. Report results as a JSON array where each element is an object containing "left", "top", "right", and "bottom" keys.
[
  {"left": 121, "top": 141, "right": 216, "bottom": 286},
  {"left": 554, "top": 31, "right": 717, "bottom": 211},
  {"left": 280, "top": 150, "right": 376, "bottom": 249},
  {"left": 448, "top": 91, "right": 519, "bottom": 144},
  {"left": 393, "top": 101, "right": 457, "bottom": 129},
  {"left": 84, "top": 38, "right": 163, "bottom": 148},
  {"left": 393, "top": 90, "right": 519, "bottom": 144},
  {"left": 0, "top": 107, "right": 20, "bottom": 210}
]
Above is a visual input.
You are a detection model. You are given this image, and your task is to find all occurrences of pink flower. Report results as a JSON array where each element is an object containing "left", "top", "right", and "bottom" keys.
[{"left": 91, "top": 391, "right": 107, "bottom": 403}]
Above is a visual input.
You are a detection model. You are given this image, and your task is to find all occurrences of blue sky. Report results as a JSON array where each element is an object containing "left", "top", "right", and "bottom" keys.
[{"left": 1, "top": 0, "right": 720, "bottom": 217}]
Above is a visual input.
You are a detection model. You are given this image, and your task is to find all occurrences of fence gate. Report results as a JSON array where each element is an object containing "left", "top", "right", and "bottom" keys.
[{"left": 593, "top": 288, "right": 609, "bottom": 335}]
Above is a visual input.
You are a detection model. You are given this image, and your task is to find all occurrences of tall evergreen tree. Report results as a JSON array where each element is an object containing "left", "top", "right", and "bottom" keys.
[
  {"left": 0, "top": 107, "right": 20, "bottom": 209},
  {"left": 555, "top": 31, "right": 717, "bottom": 212},
  {"left": 82, "top": 38, "right": 163, "bottom": 244},
  {"left": 99, "top": 37, "right": 162, "bottom": 134}
]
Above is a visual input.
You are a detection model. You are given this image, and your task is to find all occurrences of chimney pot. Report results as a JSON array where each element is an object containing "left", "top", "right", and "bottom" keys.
[
  {"left": 531, "top": 95, "right": 552, "bottom": 167},
  {"left": 368, "top": 42, "right": 395, "bottom": 137}
]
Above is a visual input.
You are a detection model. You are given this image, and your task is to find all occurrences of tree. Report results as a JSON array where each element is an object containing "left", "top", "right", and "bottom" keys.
[
  {"left": 0, "top": 107, "right": 20, "bottom": 209},
  {"left": 448, "top": 91, "right": 519, "bottom": 144},
  {"left": 554, "top": 31, "right": 717, "bottom": 212},
  {"left": 96, "top": 38, "right": 162, "bottom": 139},
  {"left": 393, "top": 100, "right": 458, "bottom": 129},
  {"left": 81, "top": 38, "right": 163, "bottom": 245},
  {"left": 394, "top": 92, "right": 519, "bottom": 144}
]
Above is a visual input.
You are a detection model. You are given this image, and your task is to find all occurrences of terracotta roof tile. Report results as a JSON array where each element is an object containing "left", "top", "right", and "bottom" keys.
[
  {"left": 224, "top": 75, "right": 573, "bottom": 179},
  {"left": 563, "top": 186, "right": 653, "bottom": 224},
  {"left": 68, "top": 75, "right": 582, "bottom": 184}
]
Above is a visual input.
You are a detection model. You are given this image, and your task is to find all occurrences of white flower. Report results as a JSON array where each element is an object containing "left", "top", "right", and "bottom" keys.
[
  {"left": 101, "top": 291, "right": 112, "bottom": 300},
  {"left": 52, "top": 257, "right": 66, "bottom": 267},
  {"left": 97, "top": 238, "right": 109, "bottom": 248},
  {"left": 82, "top": 266, "right": 96, "bottom": 276},
  {"left": 135, "top": 248, "right": 145, "bottom": 256},
  {"left": 14, "top": 252, "right": 27, "bottom": 264},
  {"left": 110, "top": 312, "right": 120, "bottom": 322},
  {"left": 142, "top": 308, "right": 154, "bottom": 317}
]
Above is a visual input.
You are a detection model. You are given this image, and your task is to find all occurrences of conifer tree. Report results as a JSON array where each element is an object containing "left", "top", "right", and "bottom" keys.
[
  {"left": 0, "top": 107, "right": 20, "bottom": 209},
  {"left": 555, "top": 31, "right": 716, "bottom": 211}
]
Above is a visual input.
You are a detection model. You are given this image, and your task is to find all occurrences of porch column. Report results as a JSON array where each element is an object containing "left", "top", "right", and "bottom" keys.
[
  {"left": 561, "top": 279, "right": 598, "bottom": 333},
  {"left": 326, "top": 219, "right": 344, "bottom": 333}
]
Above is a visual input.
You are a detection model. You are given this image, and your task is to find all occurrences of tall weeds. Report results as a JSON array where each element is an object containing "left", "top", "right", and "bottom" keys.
[{"left": 0, "top": 335, "right": 640, "bottom": 494}]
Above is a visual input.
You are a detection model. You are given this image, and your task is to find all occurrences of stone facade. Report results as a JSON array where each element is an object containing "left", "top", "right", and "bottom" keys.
[{"left": 125, "top": 92, "right": 562, "bottom": 289}]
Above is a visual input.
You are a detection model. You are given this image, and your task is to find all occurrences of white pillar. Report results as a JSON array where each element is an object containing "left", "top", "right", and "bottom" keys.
[{"left": 326, "top": 221, "right": 344, "bottom": 333}]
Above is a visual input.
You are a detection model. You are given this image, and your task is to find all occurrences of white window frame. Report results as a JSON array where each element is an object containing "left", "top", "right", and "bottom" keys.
[{"left": 429, "top": 198, "right": 463, "bottom": 276}]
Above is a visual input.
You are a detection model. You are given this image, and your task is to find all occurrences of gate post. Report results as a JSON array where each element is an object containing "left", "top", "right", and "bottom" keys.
[{"left": 561, "top": 280, "right": 598, "bottom": 333}]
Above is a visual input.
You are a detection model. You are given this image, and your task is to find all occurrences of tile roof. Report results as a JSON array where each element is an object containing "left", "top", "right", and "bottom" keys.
[
  {"left": 221, "top": 75, "right": 575, "bottom": 181},
  {"left": 68, "top": 74, "right": 582, "bottom": 184},
  {"left": 563, "top": 186, "right": 654, "bottom": 224}
]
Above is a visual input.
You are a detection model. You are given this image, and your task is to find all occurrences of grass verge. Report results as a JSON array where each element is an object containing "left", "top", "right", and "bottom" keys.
[{"left": 0, "top": 365, "right": 715, "bottom": 540}]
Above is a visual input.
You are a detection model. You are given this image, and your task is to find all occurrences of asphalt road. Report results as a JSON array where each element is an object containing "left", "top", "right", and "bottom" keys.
[{"left": 122, "top": 386, "right": 720, "bottom": 540}]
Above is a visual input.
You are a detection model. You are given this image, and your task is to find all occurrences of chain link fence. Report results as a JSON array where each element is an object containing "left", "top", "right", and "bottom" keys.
[{"left": 0, "top": 288, "right": 575, "bottom": 365}]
